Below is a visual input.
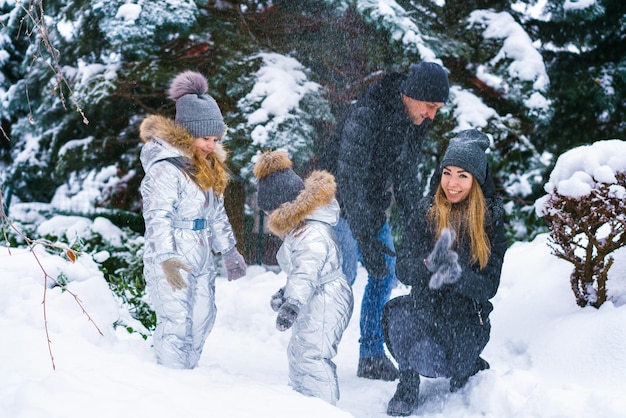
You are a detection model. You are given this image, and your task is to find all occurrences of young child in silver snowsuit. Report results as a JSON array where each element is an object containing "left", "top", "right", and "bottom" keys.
[
  {"left": 254, "top": 150, "right": 354, "bottom": 405},
  {"left": 139, "top": 71, "right": 246, "bottom": 369}
]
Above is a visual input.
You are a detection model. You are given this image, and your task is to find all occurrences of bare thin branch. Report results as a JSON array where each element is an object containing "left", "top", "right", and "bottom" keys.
[{"left": 1, "top": 190, "right": 103, "bottom": 371}]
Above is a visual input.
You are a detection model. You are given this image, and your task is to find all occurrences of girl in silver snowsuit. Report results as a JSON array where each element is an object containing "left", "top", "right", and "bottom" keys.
[
  {"left": 139, "top": 71, "right": 246, "bottom": 369},
  {"left": 254, "top": 150, "right": 354, "bottom": 405}
]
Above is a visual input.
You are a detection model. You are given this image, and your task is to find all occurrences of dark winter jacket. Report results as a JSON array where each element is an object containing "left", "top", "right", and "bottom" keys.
[
  {"left": 383, "top": 172, "right": 508, "bottom": 378},
  {"left": 399, "top": 196, "right": 506, "bottom": 317},
  {"left": 318, "top": 73, "right": 430, "bottom": 258}
]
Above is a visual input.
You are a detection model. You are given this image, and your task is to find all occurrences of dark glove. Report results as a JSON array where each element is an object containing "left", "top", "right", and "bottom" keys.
[
  {"left": 425, "top": 228, "right": 462, "bottom": 289},
  {"left": 276, "top": 302, "right": 299, "bottom": 331},
  {"left": 161, "top": 258, "right": 192, "bottom": 291},
  {"left": 270, "top": 288, "right": 285, "bottom": 312},
  {"left": 223, "top": 247, "right": 247, "bottom": 281},
  {"left": 359, "top": 239, "right": 396, "bottom": 279}
]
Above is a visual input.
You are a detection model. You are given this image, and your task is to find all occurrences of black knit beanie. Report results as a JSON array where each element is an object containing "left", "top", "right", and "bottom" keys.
[
  {"left": 253, "top": 150, "right": 305, "bottom": 212},
  {"left": 168, "top": 71, "right": 225, "bottom": 138},
  {"left": 401, "top": 62, "right": 450, "bottom": 103},
  {"left": 441, "top": 129, "right": 490, "bottom": 185}
]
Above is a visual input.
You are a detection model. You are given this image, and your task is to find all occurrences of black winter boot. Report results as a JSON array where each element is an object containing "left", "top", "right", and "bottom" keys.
[
  {"left": 449, "top": 357, "right": 490, "bottom": 392},
  {"left": 386, "top": 370, "right": 420, "bottom": 416},
  {"left": 357, "top": 356, "right": 399, "bottom": 381}
]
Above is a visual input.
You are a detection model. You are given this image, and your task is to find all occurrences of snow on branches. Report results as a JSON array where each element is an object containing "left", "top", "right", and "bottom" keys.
[{"left": 536, "top": 140, "right": 626, "bottom": 308}]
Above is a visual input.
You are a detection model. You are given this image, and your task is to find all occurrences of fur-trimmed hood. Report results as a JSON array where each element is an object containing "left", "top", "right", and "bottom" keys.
[
  {"left": 267, "top": 170, "right": 339, "bottom": 236},
  {"left": 139, "top": 114, "right": 229, "bottom": 194}
]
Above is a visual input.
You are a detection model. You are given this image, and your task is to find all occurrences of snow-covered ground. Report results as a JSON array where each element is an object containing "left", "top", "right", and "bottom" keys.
[{"left": 1, "top": 226, "right": 626, "bottom": 418}]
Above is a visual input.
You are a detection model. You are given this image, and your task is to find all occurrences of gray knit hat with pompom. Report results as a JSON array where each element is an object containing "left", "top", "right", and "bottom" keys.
[
  {"left": 168, "top": 71, "right": 225, "bottom": 138},
  {"left": 253, "top": 150, "right": 305, "bottom": 212},
  {"left": 441, "top": 129, "right": 490, "bottom": 185}
]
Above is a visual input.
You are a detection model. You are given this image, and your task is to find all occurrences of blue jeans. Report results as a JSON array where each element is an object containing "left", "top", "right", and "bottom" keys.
[{"left": 334, "top": 218, "right": 397, "bottom": 358}]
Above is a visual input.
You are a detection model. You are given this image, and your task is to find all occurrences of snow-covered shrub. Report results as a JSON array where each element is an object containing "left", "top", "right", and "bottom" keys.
[
  {"left": 3, "top": 206, "right": 153, "bottom": 334},
  {"left": 535, "top": 140, "right": 626, "bottom": 308}
]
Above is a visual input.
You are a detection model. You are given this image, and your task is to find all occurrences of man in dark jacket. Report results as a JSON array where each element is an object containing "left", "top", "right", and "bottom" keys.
[{"left": 318, "top": 62, "right": 450, "bottom": 380}]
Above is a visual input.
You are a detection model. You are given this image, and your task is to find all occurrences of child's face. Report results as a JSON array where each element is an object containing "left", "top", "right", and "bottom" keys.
[
  {"left": 193, "top": 136, "right": 220, "bottom": 157},
  {"left": 441, "top": 165, "right": 473, "bottom": 203}
]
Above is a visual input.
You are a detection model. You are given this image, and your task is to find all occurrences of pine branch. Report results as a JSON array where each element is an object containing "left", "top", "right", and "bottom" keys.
[{"left": 15, "top": 0, "right": 89, "bottom": 128}]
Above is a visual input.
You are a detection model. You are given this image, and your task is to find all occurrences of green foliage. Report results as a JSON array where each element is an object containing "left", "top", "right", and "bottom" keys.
[
  {"left": 97, "top": 234, "right": 154, "bottom": 335},
  {"left": 95, "top": 0, "right": 200, "bottom": 61},
  {"left": 533, "top": 0, "right": 626, "bottom": 153},
  {"left": 1, "top": 0, "right": 624, "bottom": 305},
  {"left": 83, "top": 230, "right": 153, "bottom": 333},
  {"left": 56, "top": 272, "right": 69, "bottom": 289},
  {"left": 228, "top": 52, "right": 334, "bottom": 180}
]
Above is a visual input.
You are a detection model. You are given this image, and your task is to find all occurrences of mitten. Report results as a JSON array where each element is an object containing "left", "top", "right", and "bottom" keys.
[
  {"left": 425, "top": 228, "right": 456, "bottom": 272},
  {"left": 276, "top": 302, "right": 299, "bottom": 331},
  {"left": 359, "top": 239, "right": 396, "bottom": 279},
  {"left": 270, "top": 288, "right": 285, "bottom": 312},
  {"left": 426, "top": 228, "right": 462, "bottom": 289},
  {"left": 223, "top": 247, "right": 247, "bottom": 281},
  {"left": 428, "top": 252, "right": 462, "bottom": 289},
  {"left": 161, "top": 258, "right": 192, "bottom": 291}
]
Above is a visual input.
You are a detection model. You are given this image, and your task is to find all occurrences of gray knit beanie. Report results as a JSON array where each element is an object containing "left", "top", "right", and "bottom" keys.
[
  {"left": 441, "top": 129, "right": 490, "bottom": 185},
  {"left": 168, "top": 71, "right": 225, "bottom": 138},
  {"left": 253, "top": 150, "right": 305, "bottom": 212},
  {"left": 401, "top": 62, "right": 450, "bottom": 103}
]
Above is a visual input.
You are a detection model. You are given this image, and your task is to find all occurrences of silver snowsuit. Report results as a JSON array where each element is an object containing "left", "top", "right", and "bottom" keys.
[
  {"left": 139, "top": 115, "right": 236, "bottom": 369},
  {"left": 268, "top": 170, "right": 354, "bottom": 405}
]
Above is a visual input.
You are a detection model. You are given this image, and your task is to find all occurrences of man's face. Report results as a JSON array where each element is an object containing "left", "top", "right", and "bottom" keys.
[{"left": 402, "top": 94, "right": 444, "bottom": 125}]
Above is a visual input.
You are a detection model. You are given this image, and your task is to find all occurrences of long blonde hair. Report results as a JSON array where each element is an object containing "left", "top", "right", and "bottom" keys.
[
  {"left": 191, "top": 149, "right": 230, "bottom": 195},
  {"left": 428, "top": 177, "right": 491, "bottom": 269}
]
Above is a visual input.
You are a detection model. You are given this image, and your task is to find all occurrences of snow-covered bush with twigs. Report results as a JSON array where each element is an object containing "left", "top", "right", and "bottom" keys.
[{"left": 535, "top": 139, "right": 626, "bottom": 308}]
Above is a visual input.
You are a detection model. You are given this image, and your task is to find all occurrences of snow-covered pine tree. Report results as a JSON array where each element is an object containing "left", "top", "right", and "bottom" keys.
[
  {"left": 302, "top": 0, "right": 552, "bottom": 240},
  {"left": 530, "top": 0, "right": 626, "bottom": 154},
  {"left": 2, "top": 0, "right": 624, "bottom": 247}
]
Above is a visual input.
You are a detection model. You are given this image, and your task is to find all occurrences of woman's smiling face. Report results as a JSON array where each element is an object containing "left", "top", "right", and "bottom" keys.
[{"left": 441, "top": 165, "right": 473, "bottom": 203}]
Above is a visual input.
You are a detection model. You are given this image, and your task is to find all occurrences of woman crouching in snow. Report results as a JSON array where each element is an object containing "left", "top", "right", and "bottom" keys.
[{"left": 382, "top": 129, "right": 508, "bottom": 416}]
